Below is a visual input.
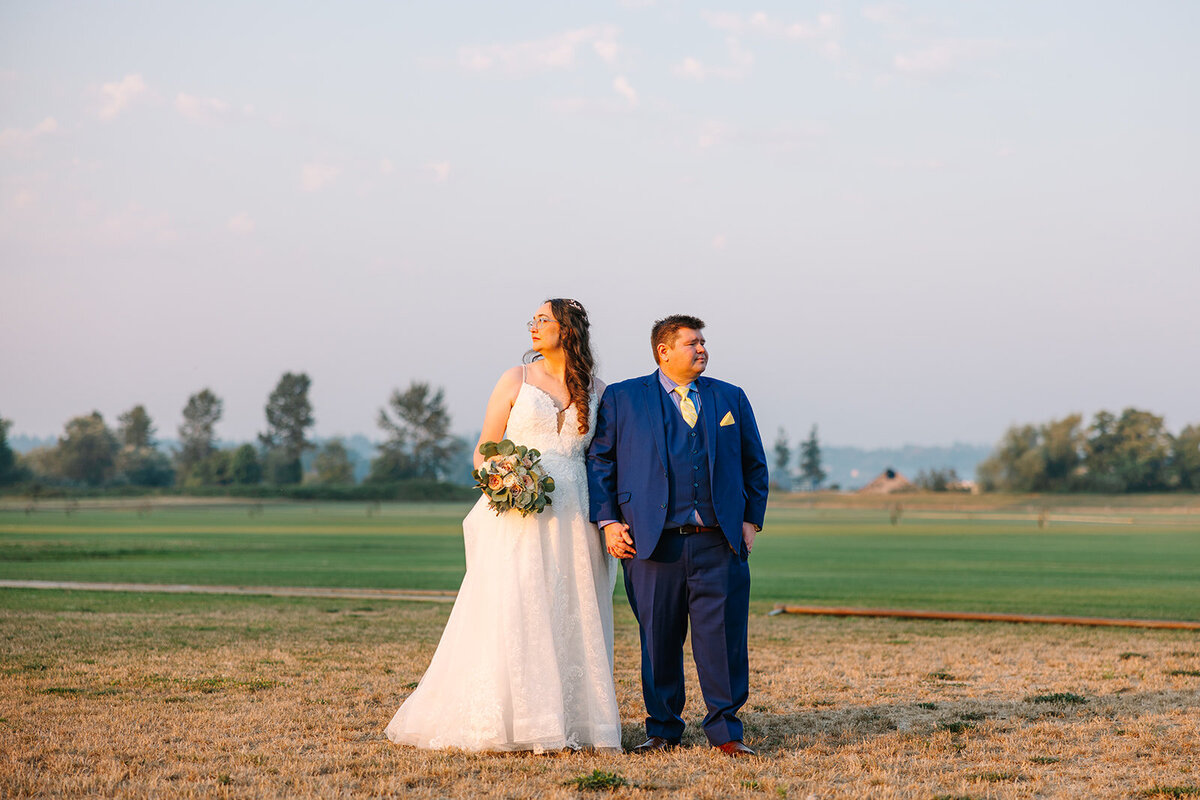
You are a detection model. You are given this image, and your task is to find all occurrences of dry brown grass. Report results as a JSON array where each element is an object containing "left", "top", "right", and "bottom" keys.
[{"left": 2, "top": 594, "right": 1198, "bottom": 799}]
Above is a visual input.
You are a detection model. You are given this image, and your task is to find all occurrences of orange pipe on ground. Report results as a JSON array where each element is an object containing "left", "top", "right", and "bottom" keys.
[{"left": 769, "top": 605, "right": 1200, "bottom": 630}]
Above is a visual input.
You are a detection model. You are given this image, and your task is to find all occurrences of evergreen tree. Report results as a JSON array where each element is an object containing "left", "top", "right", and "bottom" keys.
[
  {"left": 772, "top": 427, "right": 791, "bottom": 490},
  {"left": 798, "top": 424, "right": 826, "bottom": 489}
]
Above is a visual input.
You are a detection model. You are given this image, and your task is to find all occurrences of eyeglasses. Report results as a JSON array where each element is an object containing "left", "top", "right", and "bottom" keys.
[{"left": 527, "top": 316, "right": 555, "bottom": 331}]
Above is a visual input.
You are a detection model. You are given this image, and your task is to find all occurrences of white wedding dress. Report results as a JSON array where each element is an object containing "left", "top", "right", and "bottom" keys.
[{"left": 385, "top": 374, "right": 621, "bottom": 752}]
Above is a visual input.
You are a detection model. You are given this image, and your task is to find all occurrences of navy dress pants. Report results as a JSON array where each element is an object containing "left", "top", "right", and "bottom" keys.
[{"left": 623, "top": 528, "right": 751, "bottom": 746}]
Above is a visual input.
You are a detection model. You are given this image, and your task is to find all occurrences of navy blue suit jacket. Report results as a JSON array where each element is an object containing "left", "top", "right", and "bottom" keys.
[{"left": 587, "top": 371, "right": 769, "bottom": 558}]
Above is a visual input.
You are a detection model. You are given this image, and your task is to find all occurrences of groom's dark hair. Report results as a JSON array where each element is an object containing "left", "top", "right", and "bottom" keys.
[{"left": 651, "top": 314, "right": 705, "bottom": 364}]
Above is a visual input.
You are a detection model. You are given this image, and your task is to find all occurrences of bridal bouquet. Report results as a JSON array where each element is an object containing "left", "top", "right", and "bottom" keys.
[{"left": 472, "top": 439, "right": 556, "bottom": 517}]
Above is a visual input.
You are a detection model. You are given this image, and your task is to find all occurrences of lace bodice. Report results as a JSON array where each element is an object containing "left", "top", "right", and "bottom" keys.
[{"left": 505, "top": 381, "right": 598, "bottom": 463}]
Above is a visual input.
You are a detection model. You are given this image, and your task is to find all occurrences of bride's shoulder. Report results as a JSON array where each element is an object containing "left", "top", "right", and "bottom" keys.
[
  {"left": 591, "top": 376, "right": 607, "bottom": 396},
  {"left": 487, "top": 366, "right": 525, "bottom": 404}
]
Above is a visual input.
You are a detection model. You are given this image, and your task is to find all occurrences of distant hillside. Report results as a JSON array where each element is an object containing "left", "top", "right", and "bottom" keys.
[
  {"left": 9, "top": 434, "right": 56, "bottom": 453},
  {"left": 819, "top": 443, "right": 993, "bottom": 490}
]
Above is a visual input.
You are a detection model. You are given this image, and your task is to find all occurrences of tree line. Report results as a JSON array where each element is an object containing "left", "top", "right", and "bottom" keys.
[
  {"left": 0, "top": 374, "right": 464, "bottom": 492},
  {"left": 977, "top": 408, "right": 1200, "bottom": 493}
]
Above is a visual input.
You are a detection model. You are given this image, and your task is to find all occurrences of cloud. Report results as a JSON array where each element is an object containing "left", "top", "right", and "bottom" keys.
[
  {"left": 427, "top": 162, "right": 451, "bottom": 182},
  {"left": 593, "top": 39, "right": 620, "bottom": 65},
  {"left": 227, "top": 212, "right": 255, "bottom": 234},
  {"left": 300, "top": 163, "right": 341, "bottom": 192},
  {"left": 693, "top": 11, "right": 841, "bottom": 67},
  {"left": 175, "top": 92, "right": 230, "bottom": 122},
  {"left": 696, "top": 120, "right": 826, "bottom": 151},
  {"left": 862, "top": 4, "right": 906, "bottom": 26},
  {"left": 672, "top": 38, "right": 754, "bottom": 81},
  {"left": 697, "top": 120, "right": 730, "bottom": 150},
  {"left": 893, "top": 39, "right": 1005, "bottom": 76},
  {"left": 612, "top": 75, "right": 638, "bottom": 107},
  {"left": 96, "top": 204, "right": 176, "bottom": 245},
  {"left": 459, "top": 25, "right": 622, "bottom": 76},
  {"left": 701, "top": 10, "right": 838, "bottom": 42},
  {"left": 0, "top": 117, "right": 58, "bottom": 150},
  {"left": 99, "top": 74, "right": 146, "bottom": 120}
]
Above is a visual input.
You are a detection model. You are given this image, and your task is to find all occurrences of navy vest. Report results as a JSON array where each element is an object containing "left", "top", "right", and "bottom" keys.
[{"left": 660, "top": 387, "right": 716, "bottom": 528}]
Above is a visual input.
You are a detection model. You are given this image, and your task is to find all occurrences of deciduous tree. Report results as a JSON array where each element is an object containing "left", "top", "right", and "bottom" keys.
[
  {"left": 369, "top": 381, "right": 459, "bottom": 481},
  {"left": 229, "top": 444, "right": 262, "bottom": 485},
  {"left": 1171, "top": 424, "right": 1200, "bottom": 490},
  {"left": 117, "top": 405, "right": 155, "bottom": 449},
  {"left": 0, "top": 417, "right": 23, "bottom": 486},
  {"left": 114, "top": 405, "right": 173, "bottom": 486},
  {"left": 312, "top": 439, "right": 355, "bottom": 485},
  {"left": 177, "top": 389, "right": 223, "bottom": 481},
  {"left": 259, "top": 372, "right": 314, "bottom": 485},
  {"left": 56, "top": 412, "right": 118, "bottom": 486}
]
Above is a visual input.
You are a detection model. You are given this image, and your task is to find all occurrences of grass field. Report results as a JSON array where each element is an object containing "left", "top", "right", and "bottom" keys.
[
  {"left": 2, "top": 496, "right": 1199, "bottom": 797},
  {"left": 2, "top": 497, "right": 1199, "bottom": 618},
  {"left": 2, "top": 588, "right": 1198, "bottom": 798}
]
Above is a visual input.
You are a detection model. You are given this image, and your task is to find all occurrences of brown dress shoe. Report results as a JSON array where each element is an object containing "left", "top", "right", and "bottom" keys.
[
  {"left": 630, "top": 736, "right": 678, "bottom": 754},
  {"left": 714, "top": 740, "right": 757, "bottom": 756}
]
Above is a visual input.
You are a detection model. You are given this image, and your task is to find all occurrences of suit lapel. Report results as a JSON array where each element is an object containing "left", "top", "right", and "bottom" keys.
[
  {"left": 696, "top": 376, "right": 719, "bottom": 478},
  {"left": 639, "top": 372, "right": 668, "bottom": 471}
]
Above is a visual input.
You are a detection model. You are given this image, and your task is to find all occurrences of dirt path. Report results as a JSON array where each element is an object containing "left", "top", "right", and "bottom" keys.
[{"left": 0, "top": 579, "right": 457, "bottom": 603}]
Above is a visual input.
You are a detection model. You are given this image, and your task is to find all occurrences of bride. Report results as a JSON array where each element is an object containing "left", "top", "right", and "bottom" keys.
[{"left": 385, "top": 298, "right": 621, "bottom": 752}]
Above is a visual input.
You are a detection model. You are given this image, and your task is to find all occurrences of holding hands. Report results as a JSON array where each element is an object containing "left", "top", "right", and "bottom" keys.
[{"left": 604, "top": 522, "right": 636, "bottom": 559}]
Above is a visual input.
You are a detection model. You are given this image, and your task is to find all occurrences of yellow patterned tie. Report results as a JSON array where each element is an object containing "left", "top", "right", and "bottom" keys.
[{"left": 674, "top": 386, "right": 698, "bottom": 428}]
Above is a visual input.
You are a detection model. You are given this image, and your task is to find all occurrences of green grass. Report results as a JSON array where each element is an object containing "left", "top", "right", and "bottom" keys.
[{"left": 2, "top": 501, "right": 1199, "bottom": 619}]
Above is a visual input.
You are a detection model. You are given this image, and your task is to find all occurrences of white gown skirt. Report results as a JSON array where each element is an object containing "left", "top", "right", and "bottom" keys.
[{"left": 385, "top": 456, "right": 621, "bottom": 752}]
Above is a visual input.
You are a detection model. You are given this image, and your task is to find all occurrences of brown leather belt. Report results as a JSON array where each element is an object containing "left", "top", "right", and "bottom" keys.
[{"left": 668, "top": 525, "right": 721, "bottom": 535}]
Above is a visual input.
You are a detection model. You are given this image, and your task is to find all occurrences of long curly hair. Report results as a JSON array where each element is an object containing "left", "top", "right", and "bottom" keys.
[{"left": 527, "top": 298, "right": 595, "bottom": 435}]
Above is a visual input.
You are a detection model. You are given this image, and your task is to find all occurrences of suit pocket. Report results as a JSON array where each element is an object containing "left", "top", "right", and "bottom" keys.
[{"left": 617, "top": 492, "right": 631, "bottom": 505}]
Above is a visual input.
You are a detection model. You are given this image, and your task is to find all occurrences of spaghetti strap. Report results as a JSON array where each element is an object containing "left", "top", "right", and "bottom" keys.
[{"left": 521, "top": 364, "right": 527, "bottom": 383}]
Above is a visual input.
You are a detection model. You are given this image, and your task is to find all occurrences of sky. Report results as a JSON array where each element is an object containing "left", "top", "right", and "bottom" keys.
[{"left": 2, "top": 1, "right": 1198, "bottom": 450}]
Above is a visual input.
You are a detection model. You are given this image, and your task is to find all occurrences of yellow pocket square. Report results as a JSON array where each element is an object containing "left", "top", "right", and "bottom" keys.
[{"left": 719, "top": 411, "right": 735, "bottom": 427}]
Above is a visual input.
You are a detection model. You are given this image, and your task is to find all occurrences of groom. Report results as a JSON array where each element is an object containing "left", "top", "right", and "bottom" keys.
[{"left": 587, "top": 314, "right": 769, "bottom": 756}]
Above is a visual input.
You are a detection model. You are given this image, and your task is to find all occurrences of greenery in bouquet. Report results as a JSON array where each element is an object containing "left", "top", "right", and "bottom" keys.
[{"left": 472, "top": 439, "right": 555, "bottom": 517}]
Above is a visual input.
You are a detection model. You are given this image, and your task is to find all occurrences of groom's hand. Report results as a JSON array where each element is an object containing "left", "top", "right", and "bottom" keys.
[
  {"left": 604, "top": 522, "right": 636, "bottom": 559},
  {"left": 742, "top": 522, "right": 758, "bottom": 555}
]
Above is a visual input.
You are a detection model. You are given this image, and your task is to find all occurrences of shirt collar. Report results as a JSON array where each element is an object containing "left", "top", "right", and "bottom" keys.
[{"left": 657, "top": 369, "right": 695, "bottom": 394}]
